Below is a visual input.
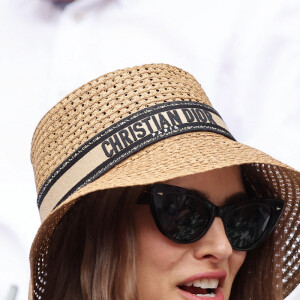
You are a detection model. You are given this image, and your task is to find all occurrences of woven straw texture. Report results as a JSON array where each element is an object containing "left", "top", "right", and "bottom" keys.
[{"left": 30, "top": 64, "right": 299, "bottom": 300}]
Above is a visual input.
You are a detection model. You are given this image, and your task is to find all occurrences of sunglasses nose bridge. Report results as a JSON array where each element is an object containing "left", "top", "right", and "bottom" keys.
[
  {"left": 214, "top": 205, "right": 222, "bottom": 219},
  {"left": 212, "top": 206, "right": 228, "bottom": 237}
]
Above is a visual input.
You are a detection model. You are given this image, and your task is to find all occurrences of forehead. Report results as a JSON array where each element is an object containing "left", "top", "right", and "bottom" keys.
[{"left": 163, "top": 166, "right": 245, "bottom": 206}]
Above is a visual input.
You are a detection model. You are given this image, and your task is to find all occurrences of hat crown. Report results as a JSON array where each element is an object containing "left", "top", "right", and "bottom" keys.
[{"left": 31, "top": 64, "right": 211, "bottom": 193}]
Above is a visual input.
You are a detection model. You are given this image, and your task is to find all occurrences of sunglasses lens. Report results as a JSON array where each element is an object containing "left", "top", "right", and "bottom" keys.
[
  {"left": 225, "top": 203, "right": 271, "bottom": 250},
  {"left": 152, "top": 191, "right": 211, "bottom": 243}
]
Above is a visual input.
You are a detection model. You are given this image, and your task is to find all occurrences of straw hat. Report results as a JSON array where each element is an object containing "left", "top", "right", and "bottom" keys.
[{"left": 30, "top": 64, "right": 299, "bottom": 299}]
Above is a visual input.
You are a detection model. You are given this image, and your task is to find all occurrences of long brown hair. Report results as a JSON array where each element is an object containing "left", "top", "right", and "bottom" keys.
[
  {"left": 44, "top": 186, "right": 143, "bottom": 300},
  {"left": 230, "top": 232, "right": 281, "bottom": 300},
  {"left": 44, "top": 184, "right": 283, "bottom": 300}
]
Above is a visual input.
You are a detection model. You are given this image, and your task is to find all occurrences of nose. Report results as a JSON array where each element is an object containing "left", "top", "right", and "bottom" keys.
[{"left": 192, "top": 217, "right": 233, "bottom": 262}]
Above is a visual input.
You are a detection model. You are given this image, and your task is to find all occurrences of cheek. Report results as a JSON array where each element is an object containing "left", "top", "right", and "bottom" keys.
[
  {"left": 222, "top": 251, "right": 246, "bottom": 300},
  {"left": 135, "top": 206, "right": 183, "bottom": 273},
  {"left": 229, "top": 250, "right": 247, "bottom": 279},
  {"left": 135, "top": 206, "right": 187, "bottom": 300}
]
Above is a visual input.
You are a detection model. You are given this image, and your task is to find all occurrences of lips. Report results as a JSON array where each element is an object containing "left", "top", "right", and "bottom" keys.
[{"left": 177, "top": 270, "right": 226, "bottom": 300}]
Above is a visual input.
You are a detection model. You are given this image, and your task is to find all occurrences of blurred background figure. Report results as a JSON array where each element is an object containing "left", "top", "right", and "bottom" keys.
[
  {"left": 0, "top": 224, "right": 27, "bottom": 300},
  {"left": 49, "top": 0, "right": 75, "bottom": 2},
  {"left": 5, "top": 286, "right": 18, "bottom": 300},
  {"left": 0, "top": 0, "right": 299, "bottom": 298}
]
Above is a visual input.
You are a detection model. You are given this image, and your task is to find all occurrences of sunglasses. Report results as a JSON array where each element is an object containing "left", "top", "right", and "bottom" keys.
[{"left": 137, "top": 183, "right": 284, "bottom": 251}]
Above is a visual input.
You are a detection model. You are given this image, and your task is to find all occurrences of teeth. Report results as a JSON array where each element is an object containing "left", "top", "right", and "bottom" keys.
[
  {"left": 195, "top": 293, "right": 216, "bottom": 298},
  {"left": 185, "top": 279, "right": 219, "bottom": 289}
]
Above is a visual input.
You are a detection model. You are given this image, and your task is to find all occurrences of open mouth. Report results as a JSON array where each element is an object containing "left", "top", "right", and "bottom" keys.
[{"left": 178, "top": 279, "right": 219, "bottom": 298}]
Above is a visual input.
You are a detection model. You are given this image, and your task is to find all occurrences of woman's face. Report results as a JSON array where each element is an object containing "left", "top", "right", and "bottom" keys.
[{"left": 135, "top": 166, "right": 247, "bottom": 300}]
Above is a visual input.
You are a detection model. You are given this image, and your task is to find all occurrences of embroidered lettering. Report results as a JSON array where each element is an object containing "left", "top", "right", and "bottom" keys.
[
  {"left": 108, "top": 134, "right": 124, "bottom": 154},
  {"left": 167, "top": 110, "right": 183, "bottom": 126},
  {"left": 204, "top": 110, "right": 217, "bottom": 125},
  {"left": 158, "top": 113, "right": 171, "bottom": 128},
  {"left": 102, "top": 140, "right": 113, "bottom": 157},
  {"left": 182, "top": 108, "right": 195, "bottom": 122},
  {"left": 141, "top": 117, "right": 154, "bottom": 133},
  {"left": 133, "top": 122, "right": 147, "bottom": 138},
  {"left": 119, "top": 129, "right": 134, "bottom": 147}
]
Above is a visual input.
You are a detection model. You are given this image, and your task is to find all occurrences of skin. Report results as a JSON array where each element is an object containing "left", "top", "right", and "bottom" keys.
[{"left": 135, "top": 166, "right": 247, "bottom": 300}]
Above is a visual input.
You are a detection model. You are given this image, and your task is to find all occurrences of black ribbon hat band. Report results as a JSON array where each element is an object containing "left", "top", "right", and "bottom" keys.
[{"left": 37, "top": 101, "right": 234, "bottom": 219}]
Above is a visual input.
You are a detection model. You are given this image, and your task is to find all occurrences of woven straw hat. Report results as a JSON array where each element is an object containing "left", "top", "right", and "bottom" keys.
[{"left": 30, "top": 64, "right": 299, "bottom": 300}]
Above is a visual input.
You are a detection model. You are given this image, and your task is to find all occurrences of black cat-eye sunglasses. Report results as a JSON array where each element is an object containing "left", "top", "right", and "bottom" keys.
[{"left": 137, "top": 183, "right": 284, "bottom": 251}]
